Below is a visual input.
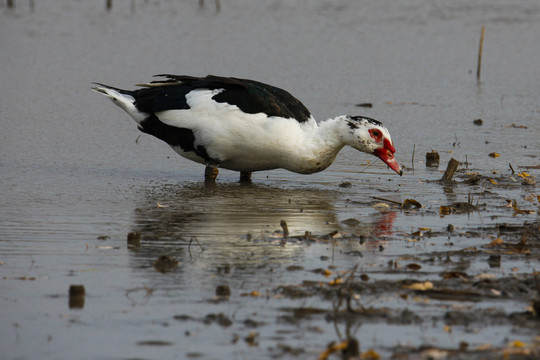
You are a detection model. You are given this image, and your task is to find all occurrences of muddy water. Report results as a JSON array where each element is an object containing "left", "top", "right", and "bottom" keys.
[{"left": 1, "top": 1, "right": 539, "bottom": 359}]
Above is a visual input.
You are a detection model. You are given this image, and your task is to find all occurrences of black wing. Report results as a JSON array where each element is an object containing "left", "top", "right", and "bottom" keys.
[{"left": 134, "top": 74, "right": 312, "bottom": 123}]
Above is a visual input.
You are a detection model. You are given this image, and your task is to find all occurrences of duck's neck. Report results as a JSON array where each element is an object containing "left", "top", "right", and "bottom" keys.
[{"left": 288, "top": 116, "right": 349, "bottom": 174}]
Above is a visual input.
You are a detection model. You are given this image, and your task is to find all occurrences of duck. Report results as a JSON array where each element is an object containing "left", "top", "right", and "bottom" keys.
[{"left": 92, "top": 74, "right": 402, "bottom": 182}]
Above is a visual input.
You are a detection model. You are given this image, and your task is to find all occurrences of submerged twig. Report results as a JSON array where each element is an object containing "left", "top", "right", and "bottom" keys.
[
  {"left": 371, "top": 196, "right": 402, "bottom": 206},
  {"left": 188, "top": 236, "right": 205, "bottom": 258},
  {"left": 358, "top": 161, "right": 375, "bottom": 173}
]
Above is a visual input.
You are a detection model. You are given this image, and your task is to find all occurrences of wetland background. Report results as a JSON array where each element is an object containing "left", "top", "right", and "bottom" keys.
[{"left": 1, "top": 0, "right": 539, "bottom": 359}]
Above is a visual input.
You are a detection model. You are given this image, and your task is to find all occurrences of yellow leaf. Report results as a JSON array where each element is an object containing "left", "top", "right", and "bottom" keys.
[
  {"left": 474, "top": 344, "right": 492, "bottom": 351},
  {"left": 318, "top": 341, "right": 349, "bottom": 360},
  {"left": 328, "top": 278, "right": 343, "bottom": 286},
  {"left": 509, "top": 340, "right": 527, "bottom": 348},
  {"left": 360, "top": 349, "right": 381, "bottom": 359},
  {"left": 322, "top": 269, "right": 333, "bottom": 277},
  {"left": 489, "top": 152, "right": 500, "bottom": 158},
  {"left": 440, "top": 206, "right": 452, "bottom": 215},
  {"left": 444, "top": 325, "right": 452, "bottom": 333},
  {"left": 517, "top": 172, "right": 531, "bottom": 178},
  {"left": 250, "top": 291, "right": 261, "bottom": 297},
  {"left": 402, "top": 199, "right": 422, "bottom": 210},
  {"left": 404, "top": 281, "right": 433, "bottom": 291},
  {"left": 488, "top": 178, "right": 498, "bottom": 185}
]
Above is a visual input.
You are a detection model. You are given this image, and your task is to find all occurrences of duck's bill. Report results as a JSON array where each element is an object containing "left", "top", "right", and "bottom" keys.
[{"left": 374, "top": 148, "right": 403, "bottom": 176}]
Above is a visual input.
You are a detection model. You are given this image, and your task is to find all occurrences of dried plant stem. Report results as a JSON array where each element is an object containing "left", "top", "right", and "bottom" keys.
[{"left": 477, "top": 26, "right": 485, "bottom": 81}]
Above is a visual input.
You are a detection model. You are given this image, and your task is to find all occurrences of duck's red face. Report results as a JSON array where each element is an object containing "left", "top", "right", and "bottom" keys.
[{"left": 369, "top": 128, "right": 402, "bottom": 175}]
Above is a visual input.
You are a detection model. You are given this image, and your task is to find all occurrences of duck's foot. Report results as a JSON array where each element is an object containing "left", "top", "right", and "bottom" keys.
[
  {"left": 239, "top": 172, "right": 252, "bottom": 184},
  {"left": 204, "top": 166, "right": 219, "bottom": 182}
]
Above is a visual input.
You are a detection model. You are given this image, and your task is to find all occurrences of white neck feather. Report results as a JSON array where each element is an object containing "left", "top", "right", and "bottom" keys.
[{"left": 283, "top": 116, "right": 350, "bottom": 174}]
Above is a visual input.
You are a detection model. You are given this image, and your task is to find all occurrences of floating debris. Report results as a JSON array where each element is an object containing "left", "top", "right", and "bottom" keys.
[
  {"left": 136, "top": 340, "right": 173, "bottom": 346},
  {"left": 404, "top": 281, "right": 433, "bottom": 291},
  {"left": 153, "top": 255, "right": 178, "bottom": 273},
  {"left": 504, "top": 123, "right": 528, "bottom": 129},
  {"left": 355, "top": 102, "right": 373, "bottom": 108},
  {"left": 426, "top": 150, "right": 440, "bottom": 167},
  {"left": 402, "top": 198, "right": 422, "bottom": 210},
  {"left": 521, "top": 177, "right": 536, "bottom": 186},
  {"left": 372, "top": 202, "right": 391, "bottom": 212},
  {"left": 204, "top": 313, "right": 232, "bottom": 327},
  {"left": 69, "top": 284, "right": 85, "bottom": 310},
  {"left": 244, "top": 331, "right": 258, "bottom": 347},
  {"left": 215, "top": 285, "right": 231, "bottom": 297},
  {"left": 487, "top": 255, "right": 501, "bottom": 268},
  {"left": 127, "top": 231, "right": 141, "bottom": 247},
  {"left": 406, "top": 263, "right": 422, "bottom": 271}
]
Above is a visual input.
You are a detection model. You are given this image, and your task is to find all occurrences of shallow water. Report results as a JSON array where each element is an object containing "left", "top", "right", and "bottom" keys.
[{"left": 1, "top": 1, "right": 539, "bottom": 359}]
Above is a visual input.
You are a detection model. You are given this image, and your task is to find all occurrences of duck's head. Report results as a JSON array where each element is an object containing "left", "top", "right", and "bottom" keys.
[{"left": 343, "top": 116, "right": 402, "bottom": 176}]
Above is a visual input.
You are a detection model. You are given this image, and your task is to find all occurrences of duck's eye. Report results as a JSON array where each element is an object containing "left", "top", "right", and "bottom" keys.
[{"left": 369, "top": 129, "right": 383, "bottom": 141}]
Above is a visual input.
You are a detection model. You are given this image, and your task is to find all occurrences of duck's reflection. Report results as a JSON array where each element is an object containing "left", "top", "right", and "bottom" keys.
[
  {"left": 127, "top": 182, "right": 399, "bottom": 275},
  {"left": 131, "top": 183, "right": 342, "bottom": 243}
]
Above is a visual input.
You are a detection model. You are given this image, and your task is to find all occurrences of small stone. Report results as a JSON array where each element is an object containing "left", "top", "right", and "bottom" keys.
[
  {"left": 473, "top": 119, "right": 483, "bottom": 126},
  {"left": 522, "top": 177, "right": 536, "bottom": 186}
]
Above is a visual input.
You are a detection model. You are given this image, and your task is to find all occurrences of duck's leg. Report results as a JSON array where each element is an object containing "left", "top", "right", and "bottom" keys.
[
  {"left": 239, "top": 172, "right": 252, "bottom": 184},
  {"left": 204, "top": 166, "right": 219, "bottom": 182}
]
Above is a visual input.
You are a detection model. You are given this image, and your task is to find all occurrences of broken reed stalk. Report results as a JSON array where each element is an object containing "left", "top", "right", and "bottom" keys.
[
  {"left": 441, "top": 158, "right": 460, "bottom": 182},
  {"left": 106, "top": 0, "right": 112, "bottom": 11},
  {"left": 280, "top": 220, "right": 289, "bottom": 238},
  {"left": 7, "top": 0, "right": 14, "bottom": 8},
  {"left": 477, "top": 26, "right": 485, "bottom": 82}
]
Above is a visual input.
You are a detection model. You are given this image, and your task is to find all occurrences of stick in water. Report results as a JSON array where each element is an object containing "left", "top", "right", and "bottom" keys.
[
  {"left": 477, "top": 26, "right": 485, "bottom": 81},
  {"left": 441, "top": 158, "right": 460, "bottom": 182}
]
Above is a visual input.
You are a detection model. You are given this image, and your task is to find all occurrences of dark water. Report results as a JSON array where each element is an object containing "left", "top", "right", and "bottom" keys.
[{"left": 1, "top": 1, "right": 539, "bottom": 359}]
